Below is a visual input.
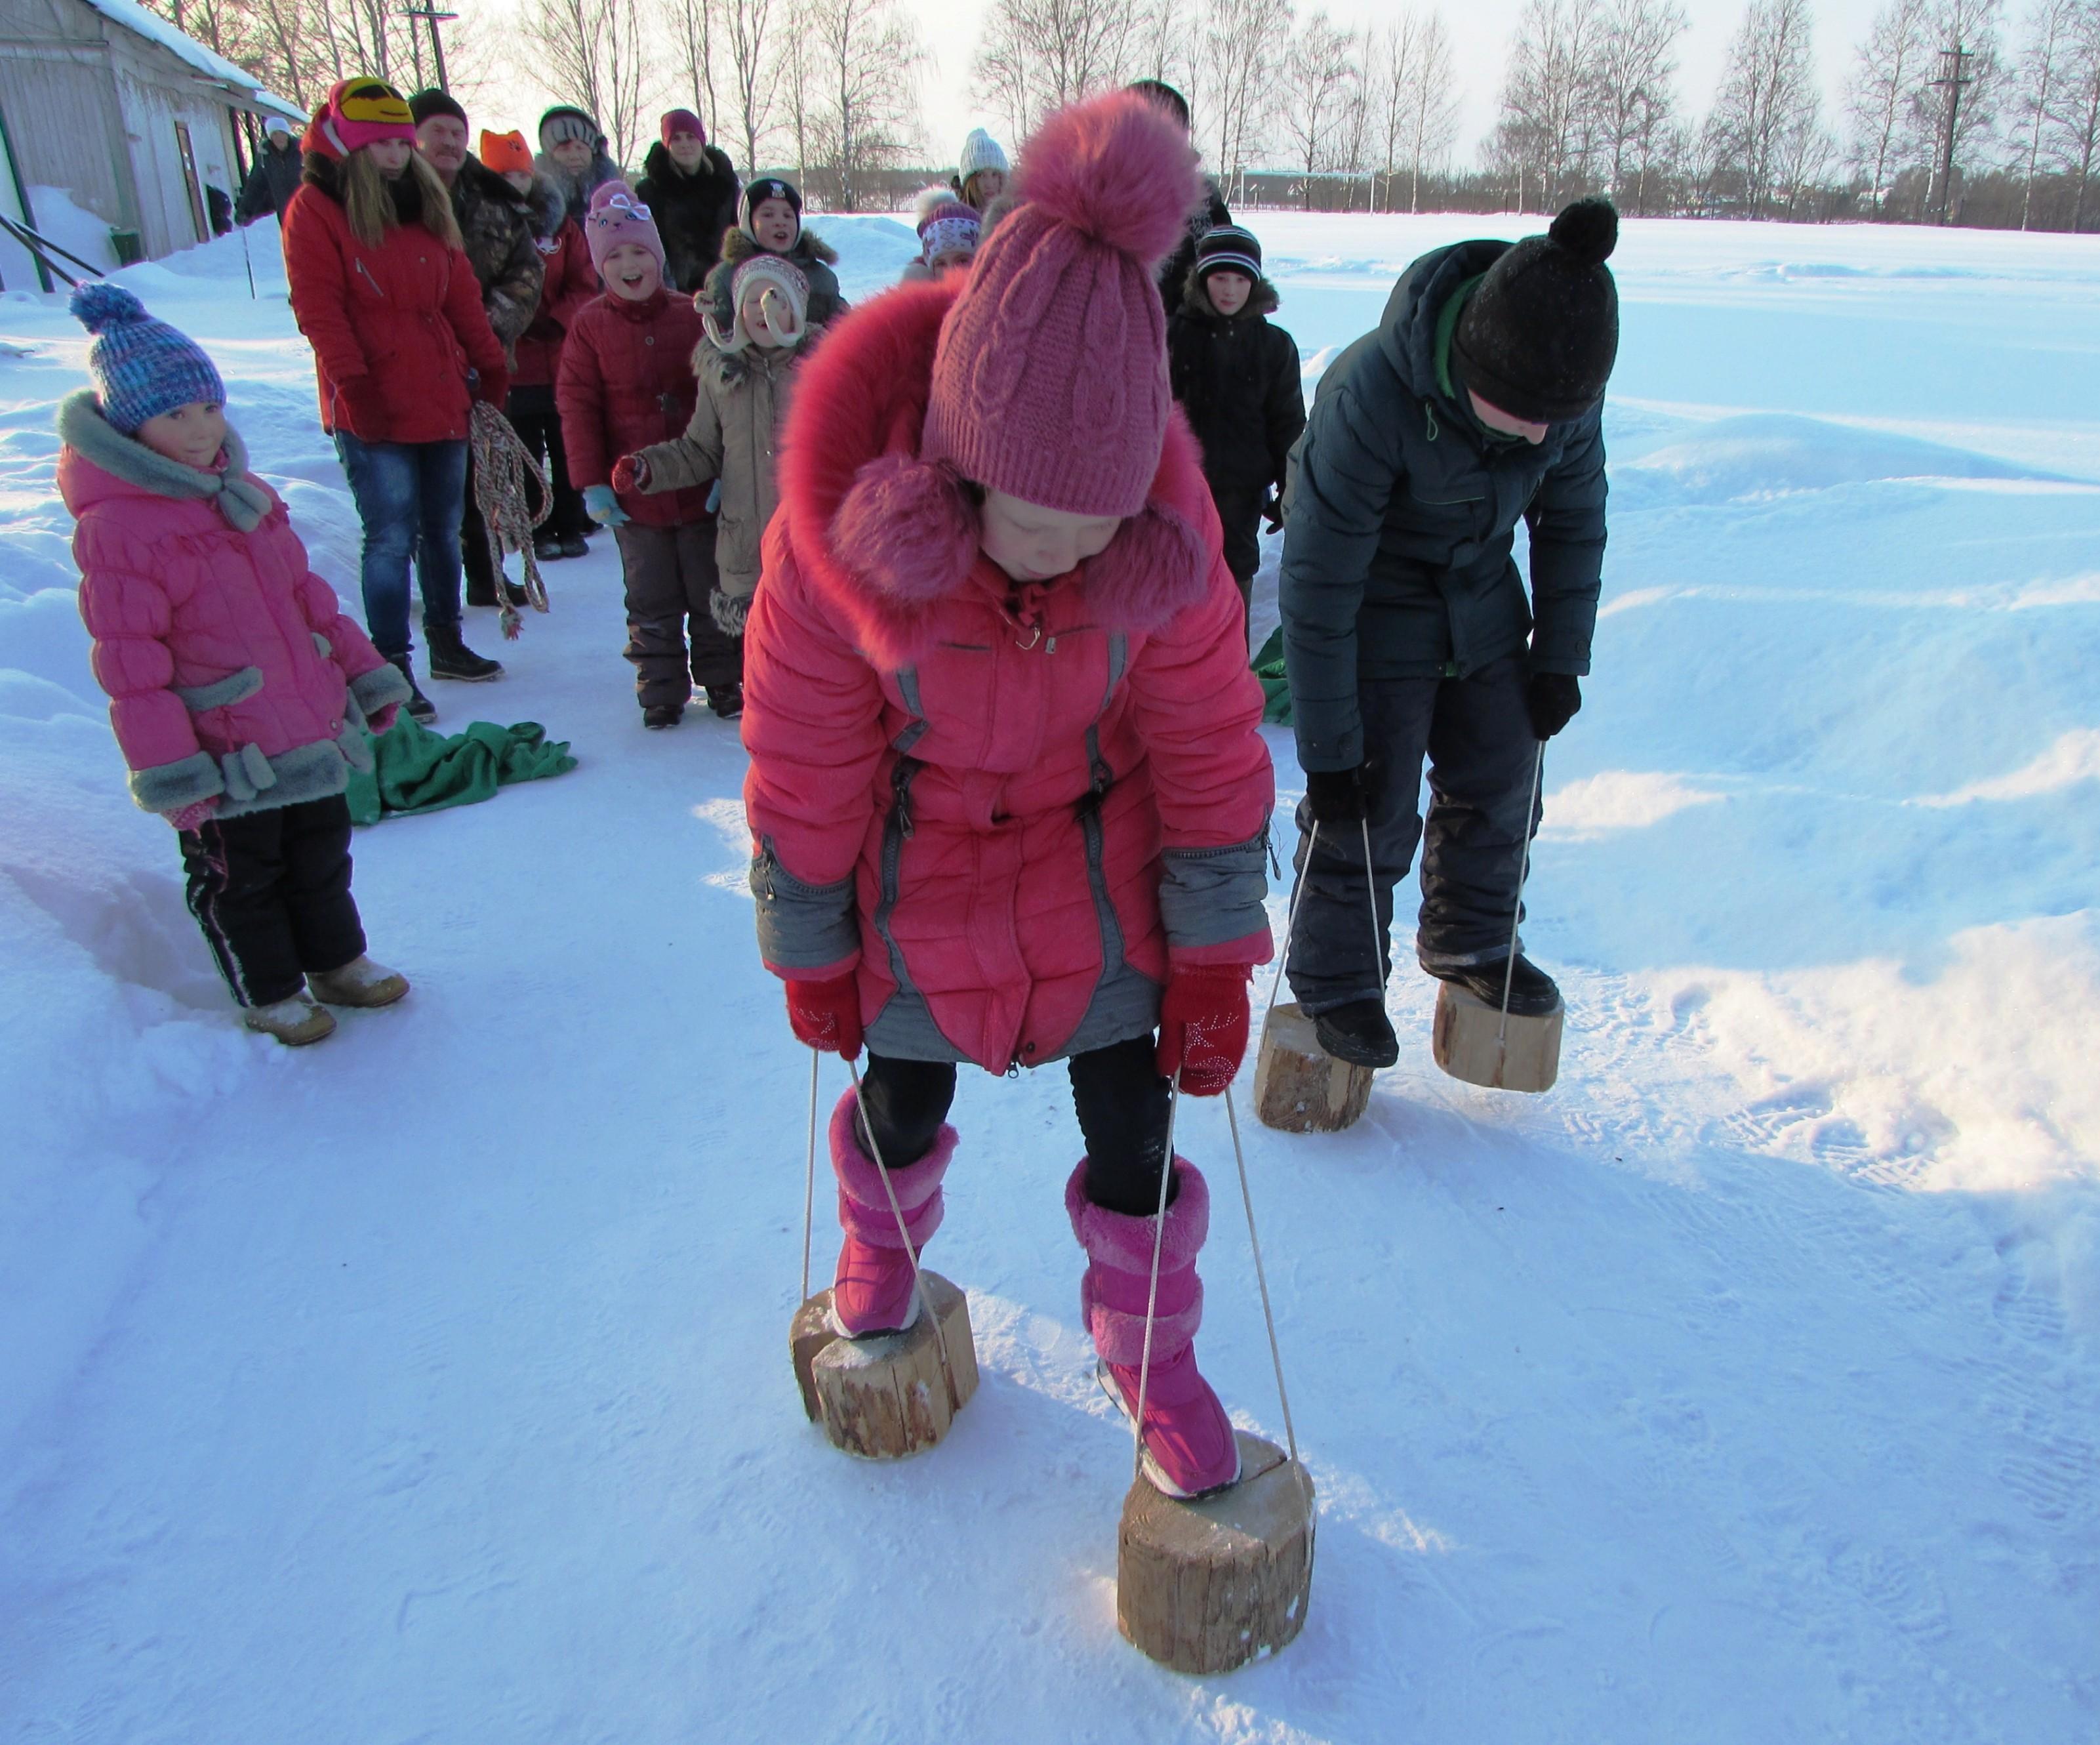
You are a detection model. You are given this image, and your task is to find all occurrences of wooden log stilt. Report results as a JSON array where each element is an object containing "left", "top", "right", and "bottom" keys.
[
  {"left": 1431, "top": 979, "right": 1563, "bottom": 1093},
  {"left": 1116, "top": 1431, "right": 1316, "bottom": 1674},
  {"left": 1251, "top": 1002, "right": 1373, "bottom": 1134},
  {"left": 788, "top": 1271, "right": 979, "bottom": 1459}
]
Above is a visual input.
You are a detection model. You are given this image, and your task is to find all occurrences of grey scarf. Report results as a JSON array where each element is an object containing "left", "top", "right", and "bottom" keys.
[{"left": 58, "top": 390, "right": 273, "bottom": 531}]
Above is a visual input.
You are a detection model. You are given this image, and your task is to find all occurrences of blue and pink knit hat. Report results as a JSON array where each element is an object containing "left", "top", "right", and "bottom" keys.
[{"left": 70, "top": 283, "right": 224, "bottom": 433}]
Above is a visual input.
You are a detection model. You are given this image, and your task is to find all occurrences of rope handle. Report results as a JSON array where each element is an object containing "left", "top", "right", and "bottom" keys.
[
  {"left": 1495, "top": 741, "right": 1548, "bottom": 1045},
  {"left": 468, "top": 400, "right": 553, "bottom": 642}
]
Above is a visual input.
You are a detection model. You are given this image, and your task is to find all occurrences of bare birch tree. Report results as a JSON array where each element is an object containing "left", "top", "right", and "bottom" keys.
[
  {"left": 1594, "top": 0, "right": 1687, "bottom": 211},
  {"left": 1701, "top": 0, "right": 1824, "bottom": 215},
  {"left": 1918, "top": 0, "right": 2011, "bottom": 214},
  {"left": 1195, "top": 0, "right": 1291, "bottom": 201},
  {"left": 2045, "top": 0, "right": 2100, "bottom": 225},
  {"left": 1279, "top": 12, "right": 1359, "bottom": 204},
  {"left": 1489, "top": 0, "right": 1608, "bottom": 209},
  {"left": 2009, "top": 0, "right": 2078, "bottom": 222},
  {"left": 1845, "top": 0, "right": 1932, "bottom": 209},
  {"left": 525, "top": 0, "right": 656, "bottom": 164},
  {"left": 718, "top": 0, "right": 780, "bottom": 170},
  {"left": 662, "top": 0, "right": 723, "bottom": 142},
  {"left": 800, "top": 0, "right": 923, "bottom": 209}
]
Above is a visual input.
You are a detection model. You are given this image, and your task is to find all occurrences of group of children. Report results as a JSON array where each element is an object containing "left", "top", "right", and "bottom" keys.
[{"left": 56, "top": 87, "right": 1304, "bottom": 1049}]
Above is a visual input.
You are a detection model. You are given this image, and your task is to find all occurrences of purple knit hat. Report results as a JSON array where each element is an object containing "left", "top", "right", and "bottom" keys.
[
  {"left": 584, "top": 183, "right": 664, "bottom": 274},
  {"left": 920, "top": 91, "right": 1199, "bottom": 517}
]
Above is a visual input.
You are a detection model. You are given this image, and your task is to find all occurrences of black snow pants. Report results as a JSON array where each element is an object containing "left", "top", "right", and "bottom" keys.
[
  {"left": 180, "top": 795, "right": 365, "bottom": 1009},
  {"left": 854, "top": 1035, "right": 1172, "bottom": 1216},
  {"left": 613, "top": 520, "right": 744, "bottom": 708},
  {"left": 1208, "top": 480, "right": 1266, "bottom": 653},
  {"left": 506, "top": 384, "right": 591, "bottom": 542},
  {"left": 1283, "top": 652, "right": 1543, "bottom": 1014}
]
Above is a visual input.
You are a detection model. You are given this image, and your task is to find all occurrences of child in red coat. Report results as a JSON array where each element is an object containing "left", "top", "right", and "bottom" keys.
[
  {"left": 557, "top": 185, "right": 742, "bottom": 726},
  {"left": 60, "top": 285, "right": 413, "bottom": 1046},
  {"left": 743, "top": 94, "right": 1273, "bottom": 1500}
]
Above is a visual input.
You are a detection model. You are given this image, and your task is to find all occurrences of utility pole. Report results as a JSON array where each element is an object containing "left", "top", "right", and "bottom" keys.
[
  {"left": 1929, "top": 43, "right": 1975, "bottom": 226},
  {"left": 399, "top": 5, "right": 458, "bottom": 91}
]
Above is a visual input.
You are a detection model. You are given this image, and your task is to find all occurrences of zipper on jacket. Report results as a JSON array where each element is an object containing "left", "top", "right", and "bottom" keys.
[
  {"left": 890, "top": 755, "right": 918, "bottom": 839},
  {"left": 354, "top": 259, "right": 386, "bottom": 299}
]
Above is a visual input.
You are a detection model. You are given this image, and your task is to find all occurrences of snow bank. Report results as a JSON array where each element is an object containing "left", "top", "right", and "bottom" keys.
[{"left": 1, "top": 214, "right": 2095, "bottom": 1744}]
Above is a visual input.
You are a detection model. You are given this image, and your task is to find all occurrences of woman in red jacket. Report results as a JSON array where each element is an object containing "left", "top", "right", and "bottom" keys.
[
  {"left": 283, "top": 79, "right": 510, "bottom": 716},
  {"left": 745, "top": 92, "right": 1274, "bottom": 1500}
]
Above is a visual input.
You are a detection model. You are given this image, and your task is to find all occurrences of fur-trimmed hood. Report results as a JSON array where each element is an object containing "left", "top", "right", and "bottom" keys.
[
  {"left": 719, "top": 224, "right": 838, "bottom": 270},
  {"left": 1178, "top": 272, "right": 1281, "bottom": 320},
  {"left": 57, "top": 390, "right": 272, "bottom": 530},
  {"left": 536, "top": 149, "right": 626, "bottom": 224},
  {"left": 522, "top": 169, "right": 569, "bottom": 241},
  {"left": 778, "top": 277, "right": 1218, "bottom": 672}
]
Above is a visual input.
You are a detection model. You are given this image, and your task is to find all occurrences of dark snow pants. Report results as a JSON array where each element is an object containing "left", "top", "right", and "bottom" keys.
[
  {"left": 506, "top": 385, "right": 591, "bottom": 542},
  {"left": 613, "top": 522, "right": 743, "bottom": 710},
  {"left": 854, "top": 1035, "right": 1172, "bottom": 1217},
  {"left": 1209, "top": 481, "right": 1266, "bottom": 653},
  {"left": 1283, "top": 653, "right": 1543, "bottom": 1014},
  {"left": 180, "top": 796, "right": 364, "bottom": 1009}
]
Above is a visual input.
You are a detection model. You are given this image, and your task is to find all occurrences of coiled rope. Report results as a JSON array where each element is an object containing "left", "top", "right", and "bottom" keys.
[{"left": 468, "top": 400, "right": 552, "bottom": 642}]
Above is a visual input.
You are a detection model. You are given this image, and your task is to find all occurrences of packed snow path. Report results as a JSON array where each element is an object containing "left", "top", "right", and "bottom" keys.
[{"left": 3, "top": 215, "right": 2095, "bottom": 1742}]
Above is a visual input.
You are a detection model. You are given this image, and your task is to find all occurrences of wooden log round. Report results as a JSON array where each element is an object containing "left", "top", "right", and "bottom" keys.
[
  {"left": 1252, "top": 1002, "right": 1373, "bottom": 1134},
  {"left": 788, "top": 1271, "right": 979, "bottom": 1459},
  {"left": 1117, "top": 1432, "right": 1317, "bottom": 1674},
  {"left": 1430, "top": 979, "right": 1564, "bottom": 1093}
]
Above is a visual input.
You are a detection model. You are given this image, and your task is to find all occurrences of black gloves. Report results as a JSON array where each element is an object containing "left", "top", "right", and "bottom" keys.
[
  {"left": 1262, "top": 491, "right": 1284, "bottom": 534},
  {"left": 1525, "top": 672, "right": 1582, "bottom": 741},
  {"left": 1304, "top": 765, "right": 1369, "bottom": 823}
]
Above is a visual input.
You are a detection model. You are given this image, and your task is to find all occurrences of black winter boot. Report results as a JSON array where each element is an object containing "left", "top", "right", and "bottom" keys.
[
  {"left": 1426, "top": 955, "right": 1562, "bottom": 1017},
  {"left": 386, "top": 654, "right": 437, "bottom": 724},
  {"left": 425, "top": 621, "right": 504, "bottom": 682},
  {"left": 1312, "top": 998, "right": 1400, "bottom": 1069},
  {"left": 704, "top": 683, "right": 744, "bottom": 720}
]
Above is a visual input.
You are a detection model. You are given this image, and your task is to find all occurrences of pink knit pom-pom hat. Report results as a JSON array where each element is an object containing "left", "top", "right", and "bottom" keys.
[{"left": 921, "top": 90, "right": 1200, "bottom": 519}]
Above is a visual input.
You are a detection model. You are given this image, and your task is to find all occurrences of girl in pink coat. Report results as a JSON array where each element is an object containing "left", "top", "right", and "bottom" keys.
[
  {"left": 743, "top": 93, "right": 1274, "bottom": 1498},
  {"left": 60, "top": 285, "right": 413, "bottom": 1047}
]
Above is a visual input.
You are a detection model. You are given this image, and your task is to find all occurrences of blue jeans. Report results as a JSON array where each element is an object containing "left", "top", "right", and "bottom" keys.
[{"left": 333, "top": 432, "right": 468, "bottom": 659}]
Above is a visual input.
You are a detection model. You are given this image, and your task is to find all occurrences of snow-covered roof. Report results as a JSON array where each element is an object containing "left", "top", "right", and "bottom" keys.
[{"left": 73, "top": 0, "right": 306, "bottom": 120}]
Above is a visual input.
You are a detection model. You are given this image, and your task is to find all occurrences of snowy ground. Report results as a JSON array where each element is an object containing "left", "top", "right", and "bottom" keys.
[{"left": 3, "top": 212, "right": 2095, "bottom": 1743}]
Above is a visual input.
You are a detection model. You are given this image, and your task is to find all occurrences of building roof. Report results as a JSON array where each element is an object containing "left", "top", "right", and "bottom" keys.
[{"left": 74, "top": 0, "right": 305, "bottom": 120}]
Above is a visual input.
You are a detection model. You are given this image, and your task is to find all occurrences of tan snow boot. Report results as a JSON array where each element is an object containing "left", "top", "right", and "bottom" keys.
[
  {"left": 243, "top": 993, "right": 336, "bottom": 1046},
  {"left": 308, "top": 955, "right": 410, "bottom": 1008}
]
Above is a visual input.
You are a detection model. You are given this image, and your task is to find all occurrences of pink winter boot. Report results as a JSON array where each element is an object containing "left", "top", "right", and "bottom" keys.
[
  {"left": 828, "top": 1090, "right": 955, "bottom": 1338},
  {"left": 1065, "top": 1160, "right": 1242, "bottom": 1498}
]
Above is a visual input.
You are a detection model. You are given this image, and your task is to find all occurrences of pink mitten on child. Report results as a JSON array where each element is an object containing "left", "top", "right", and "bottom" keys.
[{"left": 167, "top": 796, "right": 219, "bottom": 833}]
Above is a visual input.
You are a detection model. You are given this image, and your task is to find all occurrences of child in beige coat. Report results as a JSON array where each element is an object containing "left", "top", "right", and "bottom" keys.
[{"left": 615, "top": 254, "right": 811, "bottom": 636}]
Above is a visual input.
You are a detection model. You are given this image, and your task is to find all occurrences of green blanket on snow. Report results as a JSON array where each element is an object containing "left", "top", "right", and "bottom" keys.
[
  {"left": 1253, "top": 626, "right": 1292, "bottom": 726},
  {"left": 346, "top": 713, "right": 578, "bottom": 825}
]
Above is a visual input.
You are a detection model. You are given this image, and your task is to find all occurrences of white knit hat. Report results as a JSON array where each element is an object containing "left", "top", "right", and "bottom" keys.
[{"left": 957, "top": 128, "right": 1009, "bottom": 181}]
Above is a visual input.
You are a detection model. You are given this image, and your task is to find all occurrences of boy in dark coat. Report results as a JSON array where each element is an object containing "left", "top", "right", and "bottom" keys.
[
  {"left": 1167, "top": 224, "right": 1302, "bottom": 643},
  {"left": 700, "top": 177, "right": 845, "bottom": 337},
  {"left": 636, "top": 109, "right": 741, "bottom": 293},
  {"left": 1277, "top": 198, "right": 1618, "bottom": 1069}
]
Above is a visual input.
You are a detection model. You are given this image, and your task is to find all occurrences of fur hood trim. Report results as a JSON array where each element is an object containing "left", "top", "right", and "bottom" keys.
[
  {"left": 58, "top": 391, "right": 272, "bottom": 530},
  {"left": 1179, "top": 272, "right": 1280, "bottom": 319},
  {"left": 641, "top": 139, "right": 738, "bottom": 190},
  {"left": 720, "top": 225, "right": 838, "bottom": 268},
  {"left": 458, "top": 154, "right": 532, "bottom": 214},
  {"left": 523, "top": 171, "right": 569, "bottom": 241},
  {"left": 780, "top": 278, "right": 1214, "bottom": 672}
]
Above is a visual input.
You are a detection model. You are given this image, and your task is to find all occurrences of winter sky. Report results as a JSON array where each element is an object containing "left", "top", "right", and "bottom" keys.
[{"left": 458, "top": 0, "right": 1895, "bottom": 180}]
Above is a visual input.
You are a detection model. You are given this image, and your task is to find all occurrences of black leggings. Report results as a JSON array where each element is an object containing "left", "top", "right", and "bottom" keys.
[{"left": 855, "top": 1035, "right": 1172, "bottom": 1216}]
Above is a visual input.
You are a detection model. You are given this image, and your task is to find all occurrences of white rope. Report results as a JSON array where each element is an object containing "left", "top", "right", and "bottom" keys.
[
  {"left": 1361, "top": 816, "right": 1386, "bottom": 993},
  {"left": 1131, "top": 1070, "right": 1184, "bottom": 1484},
  {"left": 1224, "top": 1084, "right": 1298, "bottom": 1464},
  {"left": 1496, "top": 741, "right": 1548, "bottom": 1047},
  {"left": 799, "top": 1050, "right": 819, "bottom": 1304}
]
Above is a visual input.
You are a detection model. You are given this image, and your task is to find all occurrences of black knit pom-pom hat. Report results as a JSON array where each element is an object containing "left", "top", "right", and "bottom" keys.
[{"left": 1451, "top": 196, "right": 1620, "bottom": 425}]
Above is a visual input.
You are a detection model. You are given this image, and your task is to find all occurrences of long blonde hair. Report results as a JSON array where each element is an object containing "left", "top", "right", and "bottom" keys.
[{"left": 340, "top": 147, "right": 462, "bottom": 252}]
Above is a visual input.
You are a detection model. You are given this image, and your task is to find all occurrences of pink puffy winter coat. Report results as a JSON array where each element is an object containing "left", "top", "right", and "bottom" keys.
[
  {"left": 59, "top": 392, "right": 410, "bottom": 819},
  {"left": 742, "top": 279, "right": 1274, "bottom": 1074}
]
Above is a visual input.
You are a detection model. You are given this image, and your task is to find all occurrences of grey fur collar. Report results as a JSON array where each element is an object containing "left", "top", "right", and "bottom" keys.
[{"left": 59, "top": 390, "right": 272, "bottom": 531}]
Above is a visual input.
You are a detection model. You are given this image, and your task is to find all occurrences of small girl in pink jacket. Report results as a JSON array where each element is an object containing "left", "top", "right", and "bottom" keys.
[{"left": 60, "top": 285, "right": 414, "bottom": 1046}]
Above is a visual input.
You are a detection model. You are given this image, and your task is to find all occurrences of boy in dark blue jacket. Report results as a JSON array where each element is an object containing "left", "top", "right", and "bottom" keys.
[{"left": 1277, "top": 199, "right": 1618, "bottom": 1068}]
